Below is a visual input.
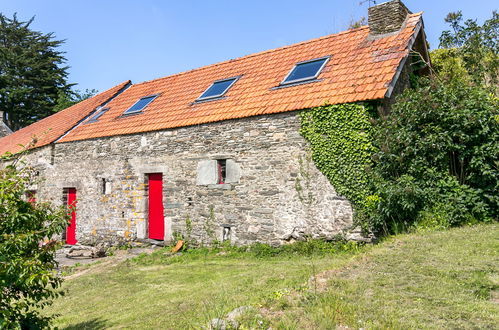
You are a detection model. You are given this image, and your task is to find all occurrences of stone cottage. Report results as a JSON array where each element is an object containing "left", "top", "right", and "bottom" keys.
[{"left": 0, "top": 1, "right": 429, "bottom": 246}]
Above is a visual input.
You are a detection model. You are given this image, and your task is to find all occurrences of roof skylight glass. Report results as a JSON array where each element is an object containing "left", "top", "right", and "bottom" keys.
[
  {"left": 87, "top": 108, "right": 109, "bottom": 123},
  {"left": 281, "top": 57, "right": 329, "bottom": 85},
  {"left": 123, "top": 95, "right": 157, "bottom": 115},
  {"left": 197, "top": 77, "right": 239, "bottom": 101}
]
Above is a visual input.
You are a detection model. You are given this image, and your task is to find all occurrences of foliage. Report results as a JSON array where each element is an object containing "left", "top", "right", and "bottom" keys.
[
  {"left": 0, "top": 156, "right": 68, "bottom": 328},
  {"left": 368, "top": 77, "right": 498, "bottom": 234},
  {"left": 299, "top": 103, "right": 376, "bottom": 207},
  {"left": 358, "top": 10, "right": 499, "bottom": 234},
  {"left": 348, "top": 16, "right": 366, "bottom": 29},
  {"left": 52, "top": 88, "right": 98, "bottom": 113},
  {"left": 438, "top": 11, "right": 498, "bottom": 91},
  {"left": 0, "top": 13, "right": 73, "bottom": 131}
]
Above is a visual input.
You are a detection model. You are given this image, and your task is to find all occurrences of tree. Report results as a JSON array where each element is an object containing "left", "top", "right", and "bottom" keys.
[
  {"left": 361, "top": 11, "right": 499, "bottom": 234},
  {"left": 0, "top": 154, "right": 68, "bottom": 328},
  {"left": 438, "top": 11, "right": 498, "bottom": 91},
  {"left": 52, "top": 88, "right": 98, "bottom": 113},
  {"left": 0, "top": 13, "right": 74, "bottom": 131}
]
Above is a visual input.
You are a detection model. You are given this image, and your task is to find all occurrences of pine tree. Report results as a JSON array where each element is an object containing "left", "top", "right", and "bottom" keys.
[{"left": 0, "top": 13, "right": 73, "bottom": 131}]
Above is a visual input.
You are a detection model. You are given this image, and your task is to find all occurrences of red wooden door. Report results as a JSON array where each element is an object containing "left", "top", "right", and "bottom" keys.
[
  {"left": 26, "top": 190, "right": 36, "bottom": 205},
  {"left": 148, "top": 173, "right": 164, "bottom": 240},
  {"left": 66, "top": 188, "right": 77, "bottom": 245}
]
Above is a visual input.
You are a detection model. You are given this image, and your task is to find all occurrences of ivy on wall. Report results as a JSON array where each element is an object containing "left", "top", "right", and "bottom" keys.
[{"left": 299, "top": 103, "right": 376, "bottom": 208}]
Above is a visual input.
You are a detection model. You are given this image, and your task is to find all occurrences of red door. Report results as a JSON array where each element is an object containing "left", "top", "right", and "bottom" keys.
[
  {"left": 148, "top": 173, "right": 164, "bottom": 240},
  {"left": 26, "top": 190, "right": 36, "bottom": 205},
  {"left": 66, "top": 188, "right": 77, "bottom": 245}
]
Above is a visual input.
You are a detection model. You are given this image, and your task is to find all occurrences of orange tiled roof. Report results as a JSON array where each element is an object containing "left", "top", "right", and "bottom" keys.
[
  {"left": 2, "top": 13, "right": 423, "bottom": 149},
  {"left": 0, "top": 81, "right": 130, "bottom": 155}
]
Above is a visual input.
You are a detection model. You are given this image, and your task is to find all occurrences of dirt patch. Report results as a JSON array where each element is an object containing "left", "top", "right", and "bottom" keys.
[
  {"left": 60, "top": 247, "right": 157, "bottom": 280},
  {"left": 308, "top": 255, "right": 373, "bottom": 293}
]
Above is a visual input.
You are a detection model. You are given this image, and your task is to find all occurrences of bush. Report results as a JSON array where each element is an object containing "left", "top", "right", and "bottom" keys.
[
  {"left": 368, "top": 78, "right": 498, "bottom": 234},
  {"left": 0, "top": 157, "right": 68, "bottom": 328}
]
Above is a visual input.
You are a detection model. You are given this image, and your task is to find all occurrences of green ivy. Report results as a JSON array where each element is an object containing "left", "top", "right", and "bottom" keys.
[{"left": 299, "top": 103, "right": 376, "bottom": 208}]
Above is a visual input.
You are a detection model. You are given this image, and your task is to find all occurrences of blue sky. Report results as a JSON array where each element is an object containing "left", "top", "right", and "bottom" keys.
[{"left": 2, "top": 0, "right": 497, "bottom": 92}]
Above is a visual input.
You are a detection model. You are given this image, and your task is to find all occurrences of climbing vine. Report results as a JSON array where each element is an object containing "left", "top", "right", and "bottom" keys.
[
  {"left": 299, "top": 103, "right": 376, "bottom": 209},
  {"left": 295, "top": 154, "right": 315, "bottom": 205}
]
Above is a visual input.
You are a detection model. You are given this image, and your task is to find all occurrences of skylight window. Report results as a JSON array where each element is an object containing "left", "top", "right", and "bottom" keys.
[
  {"left": 281, "top": 57, "right": 329, "bottom": 85},
  {"left": 87, "top": 107, "right": 109, "bottom": 123},
  {"left": 123, "top": 95, "right": 158, "bottom": 115},
  {"left": 197, "top": 77, "right": 239, "bottom": 101}
]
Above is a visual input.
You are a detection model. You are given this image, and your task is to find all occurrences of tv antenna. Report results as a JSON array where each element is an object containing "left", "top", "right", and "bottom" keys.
[{"left": 360, "top": 0, "right": 377, "bottom": 6}]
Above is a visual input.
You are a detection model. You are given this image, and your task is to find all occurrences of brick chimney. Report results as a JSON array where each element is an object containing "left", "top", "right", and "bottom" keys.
[{"left": 368, "top": 0, "right": 411, "bottom": 36}]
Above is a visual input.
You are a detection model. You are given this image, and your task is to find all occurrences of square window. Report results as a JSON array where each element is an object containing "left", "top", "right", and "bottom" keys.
[
  {"left": 281, "top": 57, "right": 329, "bottom": 85},
  {"left": 197, "top": 77, "right": 239, "bottom": 101},
  {"left": 196, "top": 159, "right": 240, "bottom": 185},
  {"left": 87, "top": 107, "right": 109, "bottom": 123},
  {"left": 123, "top": 95, "right": 158, "bottom": 115}
]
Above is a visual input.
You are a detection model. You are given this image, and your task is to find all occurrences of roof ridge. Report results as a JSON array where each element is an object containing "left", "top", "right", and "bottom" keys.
[
  {"left": 4, "top": 11, "right": 426, "bottom": 149},
  {"left": 133, "top": 26, "right": 371, "bottom": 87},
  {"left": 132, "top": 12, "right": 423, "bottom": 88}
]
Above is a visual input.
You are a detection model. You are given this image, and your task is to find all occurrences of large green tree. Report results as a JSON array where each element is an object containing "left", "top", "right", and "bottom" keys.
[
  {"left": 0, "top": 13, "right": 73, "bottom": 131},
  {"left": 438, "top": 10, "right": 498, "bottom": 91},
  {"left": 52, "top": 88, "right": 98, "bottom": 113}
]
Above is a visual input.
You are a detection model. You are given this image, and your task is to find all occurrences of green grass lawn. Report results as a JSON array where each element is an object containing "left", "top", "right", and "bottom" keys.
[{"left": 46, "top": 224, "right": 498, "bottom": 329}]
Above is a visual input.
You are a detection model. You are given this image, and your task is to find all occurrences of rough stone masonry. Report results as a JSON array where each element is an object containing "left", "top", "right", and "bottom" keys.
[
  {"left": 24, "top": 111, "right": 353, "bottom": 246},
  {"left": 3, "top": 0, "right": 429, "bottom": 247}
]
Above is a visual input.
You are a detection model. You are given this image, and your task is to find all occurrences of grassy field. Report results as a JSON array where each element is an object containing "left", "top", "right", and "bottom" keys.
[{"left": 46, "top": 224, "right": 498, "bottom": 329}]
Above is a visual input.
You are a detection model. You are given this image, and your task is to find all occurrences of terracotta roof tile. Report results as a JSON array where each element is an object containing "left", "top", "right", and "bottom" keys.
[
  {"left": 2, "top": 13, "right": 423, "bottom": 147},
  {"left": 0, "top": 81, "right": 131, "bottom": 154}
]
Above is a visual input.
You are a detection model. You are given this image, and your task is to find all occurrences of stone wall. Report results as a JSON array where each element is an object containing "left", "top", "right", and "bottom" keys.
[{"left": 24, "top": 111, "right": 353, "bottom": 246}]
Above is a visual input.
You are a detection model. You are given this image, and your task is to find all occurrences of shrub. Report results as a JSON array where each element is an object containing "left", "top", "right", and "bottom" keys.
[
  {"left": 369, "top": 78, "right": 498, "bottom": 234},
  {"left": 0, "top": 157, "right": 68, "bottom": 328}
]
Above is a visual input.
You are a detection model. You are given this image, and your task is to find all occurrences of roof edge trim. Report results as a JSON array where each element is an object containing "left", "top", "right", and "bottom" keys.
[
  {"left": 385, "top": 17, "right": 423, "bottom": 98},
  {"left": 55, "top": 81, "right": 132, "bottom": 143}
]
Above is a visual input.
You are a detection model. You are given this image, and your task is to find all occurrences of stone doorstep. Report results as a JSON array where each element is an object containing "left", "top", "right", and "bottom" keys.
[{"left": 135, "top": 238, "right": 166, "bottom": 247}]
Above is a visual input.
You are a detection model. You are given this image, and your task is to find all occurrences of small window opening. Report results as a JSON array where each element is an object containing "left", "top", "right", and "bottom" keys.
[
  {"left": 197, "top": 77, "right": 239, "bottom": 101},
  {"left": 123, "top": 95, "right": 158, "bottom": 115},
  {"left": 62, "top": 188, "right": 69, "bottom": 205},
  {"left": 187, "top": 197, "right": 193, "bottom": 207},
  {"left": 222, "top": 226, "right": 231, "bottom": 242},
  {"left": 217, "top": 159, "right": 227, "bottom": 184},
  {"left": 87, "top": 107, "right": 109, "bottom": 123},
  {"left": 281, "top": 56, "right": 329, "bottom": 85},
  {"left": 101, "top": 178, "right": 107, "bottom": 194}
]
